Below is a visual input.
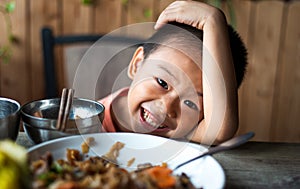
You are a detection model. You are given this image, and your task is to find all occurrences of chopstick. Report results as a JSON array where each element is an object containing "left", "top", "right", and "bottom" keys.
[{"left": 56, "top": 88, "right": 74, "bottom": 131}]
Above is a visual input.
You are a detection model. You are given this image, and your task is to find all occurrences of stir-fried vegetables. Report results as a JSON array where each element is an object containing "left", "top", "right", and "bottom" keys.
[{"left": 29, "top": 140, "right": 200, "bottom": 189}]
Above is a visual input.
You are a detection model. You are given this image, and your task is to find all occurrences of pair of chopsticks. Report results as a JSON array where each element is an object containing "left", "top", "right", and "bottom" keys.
[{"left": 56, "top": 88, "right": 75, "bottom": 131}]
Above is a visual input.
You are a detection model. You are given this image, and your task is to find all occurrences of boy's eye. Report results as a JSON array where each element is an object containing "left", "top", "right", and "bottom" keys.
[
  {"left": 184, "top": 100, "right": 199, "bottom": 111},
  {"left": 156, "top": 78, "right": 168, "bottom": 90}
]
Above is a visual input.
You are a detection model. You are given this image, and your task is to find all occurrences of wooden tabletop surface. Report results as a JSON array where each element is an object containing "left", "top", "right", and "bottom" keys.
[
  {"left": 17, "top": 132, "right": 300, "bottom": 189},
  {"left": 213, "top": 141, "right": 300, "bottom": 189}
]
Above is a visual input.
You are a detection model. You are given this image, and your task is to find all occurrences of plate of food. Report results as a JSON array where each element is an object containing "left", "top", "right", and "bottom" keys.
[{"left": 28, "top": 132, "right": 225, "bottom": 189}]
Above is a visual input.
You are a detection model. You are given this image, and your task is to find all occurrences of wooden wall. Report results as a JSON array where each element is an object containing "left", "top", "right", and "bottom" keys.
[{"left": 0, "top": 0, "right": 299, "bottom": 142}]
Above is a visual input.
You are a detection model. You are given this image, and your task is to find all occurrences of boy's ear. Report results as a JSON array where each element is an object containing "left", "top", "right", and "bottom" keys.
[{"left": 128, "top": 46, "right": 144, "bottom": 79}]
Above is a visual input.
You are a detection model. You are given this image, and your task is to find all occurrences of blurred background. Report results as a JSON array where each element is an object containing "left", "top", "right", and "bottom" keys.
[{"left": 0, "top": 0, "right": 299, "bottom": 142}]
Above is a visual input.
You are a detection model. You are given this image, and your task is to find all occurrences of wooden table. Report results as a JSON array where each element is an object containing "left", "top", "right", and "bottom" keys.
[
  {"left": 16, "top": 132, "right": 300, "bottom": 189},
  {"left": 213, "top": 141, "right": 300, "bottom": 189}
]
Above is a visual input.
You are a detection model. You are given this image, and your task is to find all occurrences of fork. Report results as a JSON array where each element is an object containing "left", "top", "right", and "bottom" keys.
[
  {"left": 173, "top": 132, "right": 255, "bottom": 171},
  {"left": 56, "top": 88, "right": 74, "bottom": 131}
]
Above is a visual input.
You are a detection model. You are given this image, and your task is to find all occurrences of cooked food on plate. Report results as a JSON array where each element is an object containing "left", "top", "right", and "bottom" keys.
[{"left": 30, "top": 139, "right": 201, "bottom": 189}]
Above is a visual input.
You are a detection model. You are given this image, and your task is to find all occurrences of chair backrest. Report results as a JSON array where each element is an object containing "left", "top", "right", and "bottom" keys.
[{"left": 41, "top": 27, "right": 143, "bottom": 99}]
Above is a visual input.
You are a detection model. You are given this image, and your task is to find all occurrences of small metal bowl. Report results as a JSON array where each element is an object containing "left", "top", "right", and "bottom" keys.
[
  {"left": 0, "top": 97, "right": 21, "bottom": 141},
  {"left": 21, "top": 98, "right": 105, "bottom": 144}
]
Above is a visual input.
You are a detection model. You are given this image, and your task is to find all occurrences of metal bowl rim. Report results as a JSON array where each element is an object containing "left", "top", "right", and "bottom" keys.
[
  {"left": 0, "top": 97, "right": 21, "bottom": 116},
  {"left": 20, "top": 97, "right": 105, "bottom": 122}
]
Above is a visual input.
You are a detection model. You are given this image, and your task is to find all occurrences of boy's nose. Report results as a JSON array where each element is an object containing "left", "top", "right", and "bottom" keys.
[
  {"left": 167, "top": 111, "right": 177, "bottom": 118},
  {"left": 162, "top": 94, "right": 179, "bottom": 118}
]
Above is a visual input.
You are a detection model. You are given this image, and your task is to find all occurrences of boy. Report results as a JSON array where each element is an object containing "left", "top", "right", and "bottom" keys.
[{"left": 98, "top": 1, "right": 247, "bottom": 145}]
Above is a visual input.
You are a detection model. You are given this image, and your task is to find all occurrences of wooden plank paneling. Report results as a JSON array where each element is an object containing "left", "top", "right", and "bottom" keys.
[
  {"left": 225, "top": 0, "right": 251, "bottom": 42},
  {"left": 271, "top": 1, "right": 300, "bottom": 142},
  {"left": 238, "top": 1, "right": 284, "bottom": 141},
  {"left": 156, "top": 0, "right": 175, "bottom": 20},
  {"left": 0, "top": 0, "right": 30, "bottom": 104},
  {"left": 94, "top": 0, "right": 122, "bottom": 34},
  {"left": 52, "top": 1, "right": 94, "bottom": 93},
  {"left": 0, "top": 1, "right": 9, "bottom": 92},
  {"left": 62, "top": 0, "right": 93, "bottom": 34},
  {"left": 127, "top": 0, "right": 154, "bottom": 23},
  {"left": 55, "top": 1, "right": 94, "bottom": 92},
  {"left": 30, "top": 0, "right": 59, "bottom": 100},
  {"left": 126, "top": 0, "right": 155, "bottom": 38}
]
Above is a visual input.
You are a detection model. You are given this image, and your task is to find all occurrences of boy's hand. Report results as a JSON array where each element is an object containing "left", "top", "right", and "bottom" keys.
[{"left": 155, "top": 0, "right": 225, "bottom": 31}]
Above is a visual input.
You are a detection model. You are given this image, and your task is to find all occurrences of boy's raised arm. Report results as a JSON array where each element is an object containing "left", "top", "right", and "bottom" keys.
[{"left": 155, "top": 1, "right": 238, "bottom": 145}]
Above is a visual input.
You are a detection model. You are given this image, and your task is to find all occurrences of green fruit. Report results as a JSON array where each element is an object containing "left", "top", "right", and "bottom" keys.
[
  {"left": 0, "top": 140, "right": 27, "bottom": 165},
  {"left": 0, "top": 140, "right": 30, "bottom": 189},
  {"left": 0, "top": 152, "right": 21, "bottom": 189}
]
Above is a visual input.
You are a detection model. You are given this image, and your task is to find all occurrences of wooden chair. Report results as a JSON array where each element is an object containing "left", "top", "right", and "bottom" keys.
[{"left": 41, "top": 27, "right": 143, "bottom": 99}]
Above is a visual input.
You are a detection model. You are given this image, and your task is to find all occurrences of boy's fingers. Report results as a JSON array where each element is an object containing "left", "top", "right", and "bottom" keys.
[
  {"left": 155, "top": 1, "right": 198, "bottom": 30},
  {"left": 154, "top": 0, "right": 207, "bottom": 30},
  {"left": 154, "top": 1, "right": 183, "bottom": 29},
  {"left": 154, "top": 10, "right": 173, "bottom": 29}
]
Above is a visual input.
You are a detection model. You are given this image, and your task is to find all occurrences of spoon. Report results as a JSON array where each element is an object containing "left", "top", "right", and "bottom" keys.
[{"left": 173, "top": 132, "right": 255, "bottom": 171}]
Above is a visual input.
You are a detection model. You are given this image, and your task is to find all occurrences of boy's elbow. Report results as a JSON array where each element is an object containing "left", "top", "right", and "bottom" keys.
[
  {"left": 213, "top": 133, "right": 235, "bottom": 145},
  {"left": 214, "top": 119, "right": 239, "bottom": 145},
  {"left": 189, "top": 116, "right": 239, "bottom": 145}
]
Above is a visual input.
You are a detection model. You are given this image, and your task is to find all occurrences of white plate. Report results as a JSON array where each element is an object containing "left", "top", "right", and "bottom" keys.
[{"left": 28, "top": 133, "right": 225, "bottom": 189}]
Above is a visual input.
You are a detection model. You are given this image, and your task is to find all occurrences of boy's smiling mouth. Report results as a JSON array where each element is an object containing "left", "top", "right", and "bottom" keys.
[{"left": 140, "top": 107, "right": 170, "bottom": 132}]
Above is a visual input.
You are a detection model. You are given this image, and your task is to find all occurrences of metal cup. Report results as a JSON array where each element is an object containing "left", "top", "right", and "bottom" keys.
[{"left": 0, "top": 97, "right": 21, "bottom": 141}]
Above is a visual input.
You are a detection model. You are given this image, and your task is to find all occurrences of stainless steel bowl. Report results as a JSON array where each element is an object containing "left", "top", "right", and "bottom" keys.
[
  {"left": 0, "top": 97, "right": 21, "bottom": 141},
  {"left": 21, "top": 98, "right": 105, "bottom": 144}
]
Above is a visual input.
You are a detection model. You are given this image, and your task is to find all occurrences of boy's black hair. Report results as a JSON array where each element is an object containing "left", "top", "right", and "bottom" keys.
[
  {"left": 143, "top": 22, "right": 248, "bottom": 88},
  {"left": 227, "top": 25, "right": 248, "bottom": 88}
]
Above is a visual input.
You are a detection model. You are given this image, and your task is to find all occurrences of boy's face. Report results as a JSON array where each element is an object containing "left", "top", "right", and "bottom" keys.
[{"left": 127, "top": 46, "right": 203, "bottom": 139}]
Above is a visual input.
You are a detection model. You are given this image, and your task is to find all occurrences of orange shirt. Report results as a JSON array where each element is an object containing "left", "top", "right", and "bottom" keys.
[{"left": 98, "top": 87, "right": 129, "bottom": 132}]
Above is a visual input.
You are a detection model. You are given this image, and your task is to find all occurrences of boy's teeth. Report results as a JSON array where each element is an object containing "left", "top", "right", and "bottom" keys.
[{"left": 143, "top": 109, "right": 166, "bottom": 129}]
